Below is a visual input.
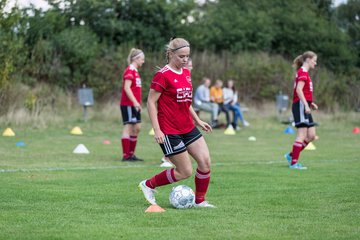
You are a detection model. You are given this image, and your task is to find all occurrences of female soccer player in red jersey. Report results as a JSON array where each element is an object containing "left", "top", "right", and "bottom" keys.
[
  {"left": 120, "top": 48, "right": 145, "bottom": 161},
  {"left": 285, "top": 51, "right": 318, "bottom": 170},
  {"left": 139, "top": 38, "right": 215, "bottom": 207},
  {"left": 160, "top": 57, "right": 193, "bottom": 168}
]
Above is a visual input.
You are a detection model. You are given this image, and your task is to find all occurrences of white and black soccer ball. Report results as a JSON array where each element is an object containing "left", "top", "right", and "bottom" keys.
[{"left": 169, "top": 185, "right": 195, "bottom": 209}]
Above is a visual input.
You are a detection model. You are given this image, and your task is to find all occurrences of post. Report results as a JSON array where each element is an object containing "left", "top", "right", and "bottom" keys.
[
  {"left": 78, "top": 85, "right": 94, "bottom": 122},
  {"left": 276, "top": 92, "right": 289, "bottom": 123},
  {"left": 83, "top": 105, "right": 88, "bottom": 122}
]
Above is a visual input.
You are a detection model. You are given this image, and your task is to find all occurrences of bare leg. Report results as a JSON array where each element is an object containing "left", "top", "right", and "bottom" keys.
[
  {"left": 187, "top": 136, "right": 211, "bottom": 172},
  {"left": 169, "top": 151, "right": 193, "bottom": 180},
  {"left": 305, "top": 126, "right": 316, "bottom": 142}
]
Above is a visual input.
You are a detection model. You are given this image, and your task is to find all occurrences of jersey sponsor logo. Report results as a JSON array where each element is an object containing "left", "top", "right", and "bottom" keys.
[
  {"left": 176, "top": 87, "right": 192, "bottom": 102},
  {"left": 174, "top": 79, "right": 178, "bottom": 83}
]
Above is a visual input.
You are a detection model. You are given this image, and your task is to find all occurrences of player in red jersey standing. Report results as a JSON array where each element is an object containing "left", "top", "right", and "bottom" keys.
[
  {"left": 285, "top": 51, "right": 318, "bottom": 169},
  {"left": 120, "top": 48, "right": 145, "bottom": 161},
  {"left": 139, "top": 38, "right": 215, "bottom": 208}
]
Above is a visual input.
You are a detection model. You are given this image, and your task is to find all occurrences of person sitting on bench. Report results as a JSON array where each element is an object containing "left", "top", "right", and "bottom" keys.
[
  {"left": 210, "top": 79, "right": 231, "bottom": 128},
  {"left": 194, "top": 77, "right": 219, "bottom": 128}
]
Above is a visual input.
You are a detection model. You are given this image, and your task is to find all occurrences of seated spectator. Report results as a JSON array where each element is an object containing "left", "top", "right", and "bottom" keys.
[
  {"left": 223, "top": 79, "right": 250, "bottom": 129},
  {"left": 194, "top": 77, "right": 219, "bottom": 128},
  {"left": 210, "top": 79, "right": 231, "bottom": 128}
]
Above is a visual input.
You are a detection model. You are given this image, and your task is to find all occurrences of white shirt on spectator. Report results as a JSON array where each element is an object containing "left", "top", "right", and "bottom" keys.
[
  {"left": 194, "top": 84, "right": 210, "bottom": 105},
  {"left": 223, "top": 87, "right": 238, "bottom": 105}
]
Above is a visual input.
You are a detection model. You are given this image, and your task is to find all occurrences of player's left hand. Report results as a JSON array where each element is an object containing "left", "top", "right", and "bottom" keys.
[
  {"left": 311, "top": 102, "right": 318, "bottom": 110},
  {"left": 198, "top": 120, "right": 212, "bottom": 133}
]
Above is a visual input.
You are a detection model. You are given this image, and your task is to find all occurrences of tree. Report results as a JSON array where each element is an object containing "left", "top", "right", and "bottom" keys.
[
  {"left": 54, "top": 26, "right": 99, "bottom": 88},
  {"left": 190, "top": 0, "right": 275, "bottom": 52},
  {"left": 190, "top": 0, "right": 356, "bottom": 72},
  {"left": 336, "top": 0, "right": 360, "bottom": 67},
  {"left": 0, "top": 1, "right": 25, "bottom": 113},
  {"left": 46, "top": 0, "right": 196, "bottom": 50}
]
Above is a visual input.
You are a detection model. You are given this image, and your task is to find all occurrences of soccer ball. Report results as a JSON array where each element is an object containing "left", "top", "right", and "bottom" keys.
[{"left": 169, "top": 185, "right": 195, "bottom": 209}]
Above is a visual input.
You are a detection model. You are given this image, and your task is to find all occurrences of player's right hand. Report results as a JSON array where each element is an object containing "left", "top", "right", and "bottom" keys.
[{"left": 154, "top": 129, "right": 165, "bottom": 144}]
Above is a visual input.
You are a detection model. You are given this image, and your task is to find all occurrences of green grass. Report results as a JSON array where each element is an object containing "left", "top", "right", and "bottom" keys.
[{"left": 0, "top": 116, "right": 359, "bottom": 240}]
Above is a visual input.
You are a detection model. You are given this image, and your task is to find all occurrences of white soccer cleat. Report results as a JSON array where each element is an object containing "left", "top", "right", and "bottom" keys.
[
  {"left": 194, "top": 201, "right": 216, "bottom": 208},
  {"left": 160, "top": 161, "right": 174, "bottom": 167},
  {"left": 138, "top": 180, "right": 157, "bottom": 205},
  {"left": 160, "top": 157, "right": 174, "bottom": 167}
]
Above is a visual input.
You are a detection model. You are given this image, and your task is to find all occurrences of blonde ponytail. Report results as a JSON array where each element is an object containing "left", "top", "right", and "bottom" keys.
[
  {"left": 127, "top": 48, "right": 144, "bottom": 65},
  {"left": 292, "top": 51, "right": 317, "bottom": 71},
  {"left": 293, "top": 55, "right": 304, "bottom": 71}
]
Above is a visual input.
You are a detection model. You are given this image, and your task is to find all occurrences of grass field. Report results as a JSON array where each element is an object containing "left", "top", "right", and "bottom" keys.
[{"left": 0, "top": 112, "right": 359, "bottom": 239}]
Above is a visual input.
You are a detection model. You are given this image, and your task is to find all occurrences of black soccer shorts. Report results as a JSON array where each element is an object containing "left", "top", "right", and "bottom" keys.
[
  {"left": 292, "top": 101, "right": 315, "bottom": 128},
  {"left": 120, "top": 106, "right": 141, "bottom": 125},
  {"left": 160, "top": 127, "right": 202, "bottom": 157}
]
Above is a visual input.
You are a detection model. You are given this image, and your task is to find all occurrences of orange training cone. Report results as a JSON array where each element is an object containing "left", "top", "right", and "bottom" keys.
[
  {"left": 145, "top": 205, "right": 166, "bottom": 213},
  {"left": 352, "top": 127, "right": 360, "bottom": 134}
]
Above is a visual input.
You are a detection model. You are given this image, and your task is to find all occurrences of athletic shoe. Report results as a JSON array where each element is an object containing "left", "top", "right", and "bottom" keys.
[
  {"left": 138, "top": 180, "right": 157, "bottom": 205},
  {"left": 289, "top": 162, "right": 307, "bottom": 170},
  {"left": 284, "top": 153, "right": 292, "bottom": 165},
  {"left": 211, "top": 120, "right": 219, "bottom": 128},
  {"left": 160, "top": 158, "right": 173, "bottom": 168},
  {"left": 194, "top": 201, "right": 216, "bottom": 208},
  {"left": 122, "top": 156, "right": 133, "bottom": 162},
  {"left": 243, "top": 121, "right": 250, "bottom": 127},
  {"left": 131, "top": 155, "right": 144, "bottom": 161}
]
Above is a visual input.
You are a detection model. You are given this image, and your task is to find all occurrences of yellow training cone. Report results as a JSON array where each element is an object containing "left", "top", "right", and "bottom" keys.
[
  {"left": 305, "top": 142, "right": 316, "bottom": 150},
  {"left": 2, "top": 128, "right": 15, "bottom": 137},
  {"left": 224, "top": 125, "right": 236, "bottom": 135},
  {"left": 149, "top": 128, "right": 155, "bottom": 136},
  {"left": 71, "top": 126, "right": 83, "bottom": 135}
]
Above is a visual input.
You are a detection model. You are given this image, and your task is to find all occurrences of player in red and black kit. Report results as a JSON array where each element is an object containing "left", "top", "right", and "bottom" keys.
[
  {"left": 285, "top": 51, "right": 319, "bottom": 170},
  {"left": 120, "top": 48, "right": 145, "bottom": 161},
  {"left": 160, "top": 57, "right": 193, "bottom": 168},
  {"left": 139, "top": 38, "right": 215, "bottom": 208}
]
